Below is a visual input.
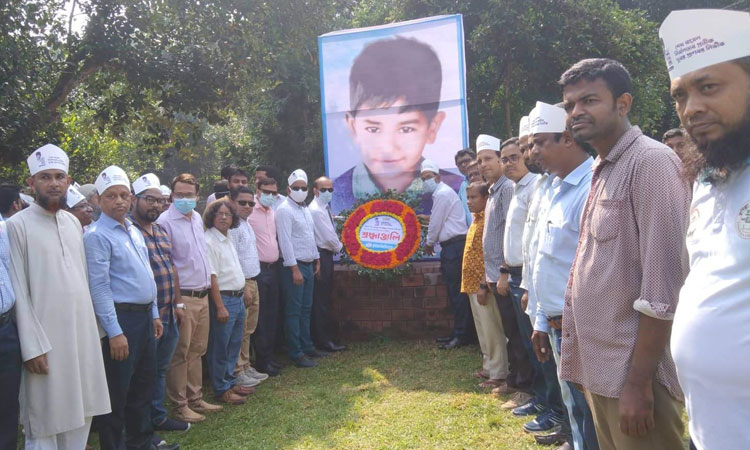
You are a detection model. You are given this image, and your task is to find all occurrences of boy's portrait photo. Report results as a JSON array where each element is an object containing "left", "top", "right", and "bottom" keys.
[{"left": 319, "top": 15, "right": 469, "bottom": 214}]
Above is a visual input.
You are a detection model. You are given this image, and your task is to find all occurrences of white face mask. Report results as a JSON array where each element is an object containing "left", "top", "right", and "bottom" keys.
[
  {"left": 423, "top": 177, "right": 438, "bottom": 193},
  {"left": 289, "top": 188, "right": 308, "bottom": 203},
  {"left": 317, "top": 191, "right": 333, "bottom": 205}
]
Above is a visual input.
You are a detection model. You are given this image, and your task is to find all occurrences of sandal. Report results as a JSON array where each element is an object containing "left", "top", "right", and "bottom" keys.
[
  {"left": 473, "top": 370, "right": 489, "bottom": 380},
  {"left": 478, "top": 378, "right": 505, "bottom": 389}
]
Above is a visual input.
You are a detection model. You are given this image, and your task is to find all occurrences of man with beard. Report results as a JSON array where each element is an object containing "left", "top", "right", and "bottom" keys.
[
  {"left": 660, "top": 10, "right": 750, "bottom": 450},
  {"left": 558, "top": 59, "right": 690, "bottom": 450},
  {"left": 7, "top": 144, "right": 110, "bottom": 449}
]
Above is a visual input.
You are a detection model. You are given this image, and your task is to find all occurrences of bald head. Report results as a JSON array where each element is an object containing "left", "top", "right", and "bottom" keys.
[{"left": 314, "top": 176, "right": 333, "bottom": 199}]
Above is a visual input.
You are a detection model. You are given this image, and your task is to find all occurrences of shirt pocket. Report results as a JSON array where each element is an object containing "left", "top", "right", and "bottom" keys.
[{"left": 589, "top": 199, "right": 625, "bottom": 243}]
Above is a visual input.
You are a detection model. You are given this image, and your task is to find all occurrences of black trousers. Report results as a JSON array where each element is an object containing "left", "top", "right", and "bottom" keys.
[
  {"left": 0, "top": 318, "right": 21, "bottom": 450},
  {"left": 96, "top": 310, "right": 155, "bottom": 450},
  {"left": 311, "top": 249, "right": 336, "bottom": 346},
  {"left": 439, "top": 238, "right": 475, "bottom": 342},
  {"left": 252, "top": 262, "right": 281, "bottom": 368},
  {"left": 491, "top": 284, "right": 533, "bottom": 390}
]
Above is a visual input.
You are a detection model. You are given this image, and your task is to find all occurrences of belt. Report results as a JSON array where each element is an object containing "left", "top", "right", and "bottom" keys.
[
  {"left": 260, "top": 261, "right": 277, "bottom": 269},
  {"left": 180, "top": 289, "right": 209, "bottom": 298},
  {"left": 507, "top": 266, "right": 522, "bottom": 276},
  {"left": 440, "top": 234, "right": 466, "bottom": 247},
  {"left": 0, "top": 309, "right": 13, "bottom": 326},
  {"left": 547, "top": 315, "right": 563, "bottom": 330},
  {"left": 297, "top": 260, "right": 313, "bottom": 266},
  {"left": 115, "top": 303, "right": 152, "bottom": 313},
  {"left": 220, "top": 289, "right": 244, "bottom": 298}
]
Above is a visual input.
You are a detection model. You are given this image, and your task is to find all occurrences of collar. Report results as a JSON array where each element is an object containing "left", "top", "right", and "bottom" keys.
[
  {"left": 167, "top": 203, "right": 192, "bottom": 221},
  {"left": 208, "top": 226, "right": 228, "bottom": 242},
  {"left": 29, "top": 201, "right": 57, "bottom": 217},
  {"left": 489, "top": 176, "right": 508, "bottom": 193},
  {"left": 516, "top": 172, "right": 536, "bottom": 187},
  {"left": 312, "top": 196, "right": 329, "bottom": 209},
  {"left": 431, "top": 181, "right": 447, "bottom": 197},
  {"left": 603, "top": 126, "right": 642, "bottom": 164},
  {"left": 352, "top": 161, "right": 423, "bottom": 200},
  {"left": 284, "top": 196, "right": 305, "bottom": 210},
  {"left": 562, "top": 157, "right": 594, "bottom": 186},
  {"left": 99, "top": 212, "right": 131, "bottom": 230},
  {"left": 473, "top": 210, "right": 484, "bottom": 221}
]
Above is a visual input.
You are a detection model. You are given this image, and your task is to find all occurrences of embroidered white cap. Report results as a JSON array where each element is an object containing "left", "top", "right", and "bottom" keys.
[
  {"left": 66, "top": 186, "right": 86, "bottom": 208},
  {"left": 659, "top": 9, "right": 750, "bottom": 80},
  {"left": 95, "top": 165, "right": 130, "bottom": 195},
  {"left": 132, "top": 173, "right": 161, "bottom": 195},
  {"left": 476, "top": 134, "right": 500, "bottom": 152},
  {"left": 420, "top": 159, "right": 440, "bottom": 175},
  {"left": 288, "top": 169, "right": 308, "bottom": 186},
  {"left": 529, "top": 101, "right": 567, "bottom": 134},
  {"left": 27, "top": 144, "right": 69, "bottom": 176},
  {"left": 160, "top": 185, "right": 171, "bottom": 196},
  {"left": 518, "top": 116, "right": 530, "bottom": 138}
]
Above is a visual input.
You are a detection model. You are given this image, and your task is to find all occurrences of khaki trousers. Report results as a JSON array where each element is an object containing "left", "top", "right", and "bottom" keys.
[
  {"left": 234, "top": 279, "right": 260, "bottom": 375},
  {"left": 468, "top": 292, "right": 509, "bottom": 380},
  {"left": 166, "top": 293, "right": 209, "bottom": 409},
  {"left": 584, "top": 383, "right": 685, "bottom": 450}
]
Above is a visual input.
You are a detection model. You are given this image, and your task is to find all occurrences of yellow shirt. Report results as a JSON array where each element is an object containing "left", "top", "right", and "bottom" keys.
[{"left": 461, "top": 211, "right": 485, "bottom": 294}]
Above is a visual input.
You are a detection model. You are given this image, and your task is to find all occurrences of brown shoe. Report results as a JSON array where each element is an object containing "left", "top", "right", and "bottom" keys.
[
  {"left": 231, "top": 384, "right": 255, "bottom": 396},
  {"left": 173, "top": 406, "right": 206, "bottom": 423},
  {"left": 218, "top": 390, "right": 246, "bottom": 405},
  {"left": 501, "top": 391, "right": 534, "bottom": 409},
  {"left": 189, "top": 399, "right": 223, "bottom": 413}
]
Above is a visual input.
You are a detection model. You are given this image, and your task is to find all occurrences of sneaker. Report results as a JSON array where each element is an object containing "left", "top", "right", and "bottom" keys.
[
  {"left": 154, "top": 417, "right": 190, "bottom": 432},
  {"left": 189, "top": 399, "right": 223, "bottom": 414},
  {"left": 245, "top": 367, "right": 269, "bottom": 381},
  {"left": 501, "top": 392, "right": 534, "bottom": 410},
  {"left": 152, "top": 435, "right": 166, "bottom": 447},
  {"left": 172, "top": 406, "right": 205, "bottom": 424},
  {"left": 534, "top": 431, "right": 571, "bottom": 446},
  {"left": 236, "top": 371, "right": 261, "bottom": 388},
  {"left": 292, "top": 356, "right": 317, "bottom": 368},
  {"left": 512, "top": 400, "right": 545, "bottom": 417},
  {"left": 523, "top": 409, "right": 565, "bottom": 434}
]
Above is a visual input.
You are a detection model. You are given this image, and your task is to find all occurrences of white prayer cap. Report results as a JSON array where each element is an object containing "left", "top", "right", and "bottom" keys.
[
  {"left": 659, "top": 9, "right": 750, "bottom": 80},
  {"left": 160, "top": 185, "right": 171, "bottom": 196},
  {"left": 19, "top": 193, "right": 34, "bottom": 204},
  {"left": 78, "top": 184, "right": 97, "bottom": 200},
  {"left": 66, "top": 186, "right": 86, "bottom": 208},
  {"left": 529, "top": 101, "right": 567, "bottom": 134},
  {"left": 132, "top": 173, "right": 160, "bottom": 195},
  {"left": 476, "top": 134, "right": 500, "bottom": 152},
  {"left": 95, "top": 165, "right": 130, "bottom": 195},
  {"left": 420, "top": 159, "right": 440, "bottom": 175},
  {"left": 27, "top": 144, "right": 69, "bottom": 176},
  {"left": 518, "top": 116, "right": 530, "bottom": 138},
  {"left": 288, "top": 169, "right": 308, "bottom": 186}
]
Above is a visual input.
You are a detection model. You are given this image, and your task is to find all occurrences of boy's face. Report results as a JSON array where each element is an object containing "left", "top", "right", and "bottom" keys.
[
  {"left": 346, "top": 99, "right": 445, "bottom": 177},
  {"left": 466, "top": 186, "right": 487, "bottom": 213}
]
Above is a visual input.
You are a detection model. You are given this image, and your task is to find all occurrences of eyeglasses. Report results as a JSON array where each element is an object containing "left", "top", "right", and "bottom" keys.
[
  {"left": 318, "top": 188, "right": 334, "bottom": 193},
  {"left": 237, "top": 200, "right": 255, "bottom": 207},
  {"left": 217, "top": 212, "right": 233, "bottom": 218},
  {"left": 500, "top": 154, "right": 522, "bottom": 164},
  {"left": 290, "top": 186, "right": 308, "bottom": 192},
  {"left": 173, "top": 193, "right": 197, "bottom": 200},
  {"left": 137, "top": 195, "right": 166, "bottom": 206}
]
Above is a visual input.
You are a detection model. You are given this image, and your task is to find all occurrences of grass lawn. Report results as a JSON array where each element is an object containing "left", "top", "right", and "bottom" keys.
[{"left": 159, "top": 339, "right": 564, "bottom": 449}]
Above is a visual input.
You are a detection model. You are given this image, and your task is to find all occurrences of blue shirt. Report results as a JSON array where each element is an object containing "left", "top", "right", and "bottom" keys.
[
  {"left": 532, "top": 157, "right": 593, "bottom": 332},
  {"left": 458, "top": 178, "right": 473, "bottom": 227},
  {"left": 0, "top": 222, "right": 15, "bottom": 314},
  {"left": 84, "top": 213, "right": 158, "bottom": 337}
]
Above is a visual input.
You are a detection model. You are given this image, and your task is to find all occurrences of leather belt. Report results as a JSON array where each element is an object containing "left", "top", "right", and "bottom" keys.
[
  {"left": 440, "top": 234, "right": 466, "bottom": 247},
  {"left": 180, "top": 289, "right": 209, "bottom": 298},
  {"left": 220, "top": 289, "right": 244, "bottom": 298},
  {"left": 115, "top": 303, "right": 152, "bottom": 313},
  {"left": 547, "top": 315, "right": 563, "bottom": 330},
  {"left": 507, "top": 266, "right": 522, "bottom": 276},
  {"left": 259, "top": 261, "right": 277, "bottom": 269}
]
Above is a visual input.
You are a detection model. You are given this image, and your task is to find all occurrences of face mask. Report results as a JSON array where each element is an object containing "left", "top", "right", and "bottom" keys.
[
  {"left": 318, "top": 191, "right": 333, "bottom": 205},
  {"left": 259, "top": 193, "right": 276, "bottom": 208},
  {"left": 289, "top": 189, "right": 308, "bottom": 203},
  {"left": 173, "top": 198, "right": 196, "bottom": 215},
  {"left": 423, "top": 178, "right": 438, "bottom": 194}
]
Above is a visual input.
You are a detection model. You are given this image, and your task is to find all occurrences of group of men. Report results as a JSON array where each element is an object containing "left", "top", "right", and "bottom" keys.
[
  {"left": 421, "top": 9, "right": 750, "bottom": 450},
  {"left": 0, "top": 147, "right": 346, "bottom": 449}
]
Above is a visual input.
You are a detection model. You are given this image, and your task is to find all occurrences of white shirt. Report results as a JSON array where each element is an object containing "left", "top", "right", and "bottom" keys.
[
  {"left": 532, "top": 157, "right": 593, "bottom": 332},
  {"left": 275, "top": 197, "right": 320, "bottom": 266},
  {"left": 309, "top": 197, "right": 343, "bottom": 252},
  {"left": 272, "top": 194, "right": 287, "bottom": 210},
  {"left": 205, "top": 227, "right": 246, "bottom": 291},
  {"left": 228, "top": 219, "right": 260, "bottom": 279},
  {"left": 520, "top": 174, "right": 551, "bottom": 316},
  {"left": 503, "top": 172, "right": 540, "bottom": 267},
  {"left": 672, "top": 164, "right": 750, "bottom": 450},
  {"left": 426, "top": 181, "right": 469, "bottom": 246}
]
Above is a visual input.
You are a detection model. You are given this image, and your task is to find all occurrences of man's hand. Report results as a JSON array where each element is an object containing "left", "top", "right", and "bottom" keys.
[
  {"left": 314, "top": 259, "right": 321, "bottom": 278},
  {"left": 521, "top": 291, "right": 529, "bottom": 311},
  {"left": 619, "top": 379, "right": 655, "bottom": 437},
  {"left": 496, "top": 273, "right": 510, "bottom": 297},
  {"left": 417, "top": 214, "right": 430, "bottom": 224},
  {"left": 109, "top": 334, "right": 129, "bottom": 361},
  {"left": 25, "top": 354, "right": 49, "bottom": 374},
  {"left": 244, "top": 284, "right": 252, "bottom": 308},
  {"left": 531, "top": 330, "right": 550, "bottom": 363},
  {"left": 424, "top": 244, "right": 435, "bottom": 256},
  {"left": 216, "top": 305, "right": 230, "bottom": 324},
  {"left": 292, "top": 266, "right": 304, "bottom": 285},
  {"left": 153, "top": 318, "right": 164, "bottom": 339},
  {"left": 175, "top": 307, "right": 185, "bottom": 325},
  {"left": 476, "top": 288, "right": 489, "bottom": 306}
]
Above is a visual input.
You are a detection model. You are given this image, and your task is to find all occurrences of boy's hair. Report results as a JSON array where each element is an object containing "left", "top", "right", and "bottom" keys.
[
  {"left": 171, "top": 173, "right": 199, "bottom": 193},
  {"left": 662, "top": 128, "right": 685, "bottom": 142},
  {"left": 349, "top": 37, "right": 442, "bottom": 123},
  {"left": 454, "top": 148, "right": 476, "bottom": 163},
  {"left": 229, "top": 168, "right": 248, "bottom": 181},
  {"left": 559, "top": 58, "right": 633, "bottom": 100},
  {"left": 467, "top": 181, "right": 490, "bottom": 197},
  {"left": 220, "top": 164, "right": 238, "bottom": 180}
]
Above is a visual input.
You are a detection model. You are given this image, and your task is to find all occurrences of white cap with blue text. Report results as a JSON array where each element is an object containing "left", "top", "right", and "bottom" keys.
[
  {"left": 420, "top": 159, "right": 440, "bottom": 175},
  {"left": 529, "top": 101, "right": 567, "bottom": 134},
  {"left": 160, "top": 185, "right": 171, "bottom": 196},
  {"left": 66, "top": 186, "right": 86, "bottom": 208},
  {"left": 519, "top": 116, "right": 530, "bottom": 138},
  {"left": 659, "top": 9, "right": 750, "bottom": 80},
  {"left": 27, "top": 144, "right": 69, "bottom": 176},
  {"left": 288, "top": 169, "right": 308, "bottom": 186},
  {"left": 95, "top": 165, "right": 130, "bottom": 195},
  {"left": 132, "top": 173, "right": 161, "bottom": 195},
  {"left": 476, "top": 134, "right": 500, "bottom": 152}
]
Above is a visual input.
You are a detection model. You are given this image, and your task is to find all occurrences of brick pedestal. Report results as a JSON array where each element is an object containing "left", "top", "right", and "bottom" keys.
[{"left": 331, "top": 261, "right": 454, "bottom": 340}]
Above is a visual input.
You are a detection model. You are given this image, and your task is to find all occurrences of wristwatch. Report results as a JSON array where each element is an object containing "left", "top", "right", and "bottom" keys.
[
  {"left": 175, "top": 303, "right": 187, "bottom": 310},
  {"left": 500, "top": 267, "right": 511, "bottom": 275}
]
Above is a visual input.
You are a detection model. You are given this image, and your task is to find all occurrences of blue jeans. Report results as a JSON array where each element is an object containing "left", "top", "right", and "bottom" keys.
[
  {"left": 509, "top": 273, "right": 565, "bottom": 415},
  {"left": 152, "top": 311, "right": 179, "bottom": 425},
  {"left": 207, "top": 294, "right": 245, "bottom": 396},
  {"left": 281, "top": 262, "right": 315, "bottom": 360},
  {"left": 550, "top": 327, "right": 599, "bottom": 450}
]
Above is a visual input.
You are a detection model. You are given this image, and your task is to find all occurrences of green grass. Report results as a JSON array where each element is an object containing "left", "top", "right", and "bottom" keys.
[{"left": 159, "top": 339, "right": 558, "bottom": 449}]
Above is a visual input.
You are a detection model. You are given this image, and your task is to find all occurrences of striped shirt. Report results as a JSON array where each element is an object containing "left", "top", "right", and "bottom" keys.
[
  {"left": 131, "top": 217, "right": 175, "bottom": 309},
  {"left": 482, "top": 176, "right": 514, "bottom": 283}
]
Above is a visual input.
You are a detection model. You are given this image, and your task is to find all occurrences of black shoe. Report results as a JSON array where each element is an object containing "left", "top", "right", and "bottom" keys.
[
  {"left": 269, "top": 360, "right": 286, "bottom": 370},
  {"left": 437, "top": 337, "right": 468, "bottom": 350},
  {"left": 305, "top": 349, "right": 330, "bottom": 358},
  {"left": 435, "top": 336, "right": 452, "bottom": 343},
  {"left": 257, "top": 364, "right": 281, "bottom": 377},
  {"left": 154, "top": 417, "right": 190, "bottom": 432},
  {"left": 292, "top": 356, "right": 317, "bottom": 368},
  {"left": 534, "top": 432, "right": 571, "bottom": 446},
  {"left": 319, "top": 341, "right": 347, "bottom": 352},
  {"left": 151, "top": 443, "right": 180, "bottom": 450},
  {"left": 523, "top": 409, "right": 565, "bottom": 434}
]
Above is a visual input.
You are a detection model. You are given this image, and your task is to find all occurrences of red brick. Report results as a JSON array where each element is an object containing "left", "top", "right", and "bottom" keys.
[
  {"left": 414, "top": 286, "right": 436, "bottom": 298},
  {"left": 424, "top": 297, "right": 448, "bottom": 309},
  {"left": 401, "top": 274, "right": 424, "bottom": 287},
  {"left": 435, "top": 285, "right": 448, "bottom": 298},
  {"left": 397, "top": 287, "right": 415, "bottom": 298},
  {"left": 391, "top": 309, "right": 414, "bottom": 321},
  {"left": 423, "top": 273, "right": 440, "bottom": 285},
  {"left": 400, "top": 298, "right": 422, "bottom": 308}
]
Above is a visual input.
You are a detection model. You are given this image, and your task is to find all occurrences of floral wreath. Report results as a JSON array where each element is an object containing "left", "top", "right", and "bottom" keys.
[{"left": 341, "top": 199, "right": 421, "bottom": 270}]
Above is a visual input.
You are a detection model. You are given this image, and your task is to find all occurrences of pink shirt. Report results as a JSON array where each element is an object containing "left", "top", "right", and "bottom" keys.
[
  {"left": 156, "top": 204, "right": 212, "bottom": 290},
  {"left": 248, "top": 198, "right": 279, "bottom": 264}
]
